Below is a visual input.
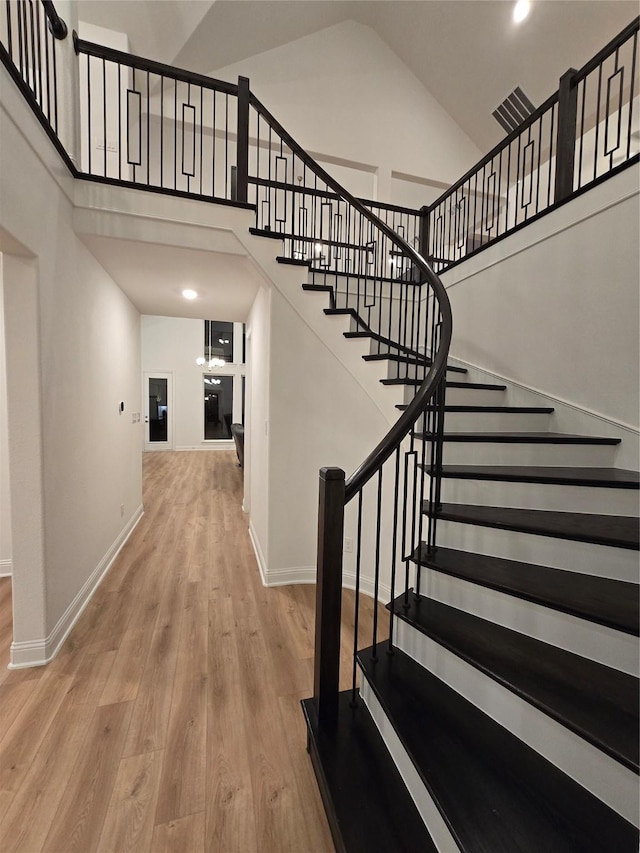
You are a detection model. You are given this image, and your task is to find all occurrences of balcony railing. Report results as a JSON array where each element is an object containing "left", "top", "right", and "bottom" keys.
[{"left": 2, "top": 5, "right": 636, "bottom": 274}]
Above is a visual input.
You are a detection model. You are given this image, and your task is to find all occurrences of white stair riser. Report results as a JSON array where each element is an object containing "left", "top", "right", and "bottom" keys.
[
  {"left": 419, "top": 411, "right": 552, "bottom": 432},
  {"left": 391, "top": 621, "right": 639, "bottom": 826},
  {"left": 435, "top": 518, "right": 638, "bottom": 581},
  {"left": 403, "top": 385, "right": 507, "bottom": 406},
  {"left": 439, "top": 441, "right": 619, "bottom": 467},
  {"left": 412, "top": 567, "right": 639, "bottom": 676},
  {"left": 438, "top": 478, "right": 640, "bottom": 516},
  {"left": 358, "top": 678, "right": 463, "bottom": 853}
]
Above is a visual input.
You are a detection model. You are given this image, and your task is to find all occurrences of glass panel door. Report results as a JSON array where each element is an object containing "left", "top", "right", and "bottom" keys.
[{"left": 144, "top": 372, "right": 173, "bottom": 450}]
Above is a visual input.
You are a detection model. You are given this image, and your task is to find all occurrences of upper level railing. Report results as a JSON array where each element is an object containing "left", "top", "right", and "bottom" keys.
[
  {"left": 426, "top": 17, "right": 639, "bottom": 272},
  {"left": 0, "top": 0, "right": 70, "bottom": 164},
  {"left": 4, "top": 4, "right": 635, "bottom": 276}
]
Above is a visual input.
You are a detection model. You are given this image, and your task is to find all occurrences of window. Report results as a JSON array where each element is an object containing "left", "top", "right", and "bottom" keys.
[
  {"left": 201, "top": 320, "right": 245, "bottom": 441},
  {"left": 204, "top": 320, "right": 233, "bottom": 364},
  {"left": 203, "top": 374, "right": 233, "bottom": 439}
]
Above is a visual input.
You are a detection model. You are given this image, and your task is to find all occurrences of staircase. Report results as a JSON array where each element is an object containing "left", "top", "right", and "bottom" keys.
[
  {"left": 2, "top": 6, "right": 637, "bottom": 848},
  {"left": 300, "top": 300, "right": 639, "bottom": 851}
]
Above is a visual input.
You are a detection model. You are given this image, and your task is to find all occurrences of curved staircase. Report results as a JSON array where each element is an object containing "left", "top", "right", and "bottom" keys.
[{"left": 297, "top": 273, "right": 639, "bottom": 851}]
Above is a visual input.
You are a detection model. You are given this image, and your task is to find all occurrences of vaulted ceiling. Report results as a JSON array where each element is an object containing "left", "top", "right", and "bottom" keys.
[{"left": 77, "top": 0, "right": 638, "bottom": 151}]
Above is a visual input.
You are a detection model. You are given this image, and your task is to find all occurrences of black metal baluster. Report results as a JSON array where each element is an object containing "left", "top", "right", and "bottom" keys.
[
  {"left": 6, "top": 0, "right": 13, "bottom": 61},
  {"left": 35, "top": 0, "right": 42, "bottom": 108},
  {"left": 547, "top": 103, "right": 555, "bottom": 204},
  {"left": 173, "top": 78, "right": 177, "bottom": 189},
  {"left": 371, "top": 469, "right": 383, "bottom": 661},
  {"left": 224, "top": 92, "right": 229, "bottom": 198},
  {"left": 626, "top": 31, "right": 637, "bottom": 160},
  {"left": 350, "top": 490, "right": 363, "bottom": 706},
  {"left": 43, "top": 9, "right": 50, "bottom": 123},
  {"left": 87, "top": 54, "right": 92, "bottom": 173},
  {"left": 593, "top": 62, "right": 603, "bottom": 181},
  {"left": 16, "top": 0, "right": 24, "bottom": 79},
  {"left": 28, "top": 0, "right": 35, "bottom": 95},
  {"left": 146, "top": 69, "right": 150, "bottom": 185},
  {"left": 102, "top": 57, "right": 107, "bottom": 176},
  {"left": 387, "top": 447, "right": 401, "bottom": 650},
  {"left": 118, "top": 63, "right": 122, "bottom": 181},
  {"left": 198, "top": 84, "right": 203, "bottom": 196},
  {"left": 212, "top": 89, "right": 217, "bottom": 198}
]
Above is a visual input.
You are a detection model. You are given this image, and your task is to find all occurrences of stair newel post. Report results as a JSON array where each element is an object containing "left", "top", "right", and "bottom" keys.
[
  {"left": 314, "top": 467, "right": 346, "bottom": 727},
  {"left": 554, "top": 68, "right": 579, "bottom": 204},
  {"left": 235, "top": 75, "right": 250, "bottom": 204}
]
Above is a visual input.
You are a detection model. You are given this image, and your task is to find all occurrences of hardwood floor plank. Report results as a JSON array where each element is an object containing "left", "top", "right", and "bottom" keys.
[
  {"left": 205, "top": 595, "right": 259, "bottom": 853},
  {"left": 0, "top": 672, "right": 73, "bottom": 803},
  {"left": 0, "top": 681, "right": 33, "bottom": 749},
  {"left": 154, "top": 580, "right": 208, "bottom": 824},
  {"left": 277, "top": 692, "right": 335, "bottom": 852},
  {"left": 151, "top": 811, "right": 206, "bottom": 853},
  {"left": 98, "top": 627, "right": 152, "bottom": 706},
  {"left": 41, "top": 701, "right": 133, "bottom": 853},
  {"left": 0, "top": 694, "right": 95, "bottom": 852},
  {"left": 67, "top": 649, "right": 117, "bottom": 706},
  {"left": 96, "top": 751, "right": 163, "bottom": 853},
  {"left": 0, "top": 451, "right": 335, "bottom": 851}
]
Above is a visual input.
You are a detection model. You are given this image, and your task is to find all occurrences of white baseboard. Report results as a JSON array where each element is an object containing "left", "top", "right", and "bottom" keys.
[
  {"left": 248, "top": 519, "right": 268, "bottom": 586},
  {"left": 0, "top": 558, "right": 12, "bottom": 578},
  {"left": 174, "top": 442, "right": 234, "bottom": 451},
  {"left": 9, "top": 505, "right": 144, "bottom": 669},
  {"left": 263, "top": 566, "right": 317, "bottom": 586}
]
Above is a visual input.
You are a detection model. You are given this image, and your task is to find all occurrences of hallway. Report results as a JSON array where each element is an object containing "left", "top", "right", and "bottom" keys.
[{"left": 0, "top": 450, "right": 381, "bottom": 852}]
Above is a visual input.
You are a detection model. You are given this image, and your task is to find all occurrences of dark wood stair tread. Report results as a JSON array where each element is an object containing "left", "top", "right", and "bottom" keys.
[
  {"left": 301, "top": 694, "right": 437, "bottom": 853},
  {"left": 388, "top": 594, "right": 639, "bottom": 770},
  {"left": 438, "top": 464, "right": 640, "bottom": 488},
  {"left": 423, "top": 405, "right": 554, "bottom": 413},
  {"left": 431, "top": 502, "right": 640, "bottom": 549},
  {"left": 412, "top": 544, "right": 639, "bottom": 635},
  {"left": 358, "top": 644, "right": 639, "bottom": 853},
  {"left": 383, "top": 379, "right": 506, "bottom": 390},
  {"left": 412, "top": 431, "right": 621, "bottom": 444}
]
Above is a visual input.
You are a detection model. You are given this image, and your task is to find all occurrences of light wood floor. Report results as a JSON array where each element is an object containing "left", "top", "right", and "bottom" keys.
[{"left": 0, "top": 450, "right": 388, "bottom": 852}]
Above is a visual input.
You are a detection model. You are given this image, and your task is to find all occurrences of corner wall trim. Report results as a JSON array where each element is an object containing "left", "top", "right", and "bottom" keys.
[
  {"left": 9, "top": 505, "right": 144, "bottom": 669},
  {"left": 0, "top": 559, "right": 12, "bottom": 578}
]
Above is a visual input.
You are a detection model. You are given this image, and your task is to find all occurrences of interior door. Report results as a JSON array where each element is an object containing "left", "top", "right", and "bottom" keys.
[{"left": 144, "top": 372, "right": 173, "bottom": 451}]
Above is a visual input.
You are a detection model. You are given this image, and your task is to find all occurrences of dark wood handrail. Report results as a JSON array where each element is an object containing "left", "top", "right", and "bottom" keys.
[
  {"left": 573, "top": 16, "right": 639, "bottom": 83},
  {"left": 72, "top": 36, "right": 239, "bottom": 96},
  {"left": 41, "top": 0, "right": 67, "bottom": 39},
  {"left": 249, "top": 91, "right": 453, "bottom": 503}
]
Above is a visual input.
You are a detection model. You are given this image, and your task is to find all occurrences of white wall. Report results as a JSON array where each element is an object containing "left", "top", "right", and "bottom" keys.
[
  {"left": 0, "top": 269, "right": 11, "bottom": 575},
  {"left": 246, "top": 284, "right": 271, "bottom": 568},
  {"left": 209, "top": 20, "right": 481, "bottom": 206},
  {"left": 262, "top": 286, "right": 392, "bottom": 583},
  {"left": 442, "top": 165, "right": 640, "bottom": 439},
  {"left": 141, "top": 315, "right": 245, "bottom": 450},
  {"left": 0, "top": 65, "right": 143, "bottom": 666}
]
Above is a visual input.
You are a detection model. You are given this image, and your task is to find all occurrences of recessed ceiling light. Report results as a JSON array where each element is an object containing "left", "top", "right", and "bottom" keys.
[
  {"left": 513, "top": 0, "right": 530, "bottom": 23},
  {"left": 182, "top": 288, "right": 198, "bottom": 300}
]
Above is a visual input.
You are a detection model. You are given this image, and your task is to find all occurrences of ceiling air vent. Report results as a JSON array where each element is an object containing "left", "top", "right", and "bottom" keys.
[{"left": 492, "top": 86, "right": 536, "bottom": 134}]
